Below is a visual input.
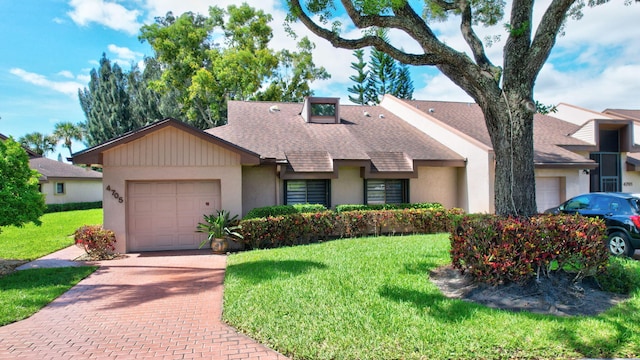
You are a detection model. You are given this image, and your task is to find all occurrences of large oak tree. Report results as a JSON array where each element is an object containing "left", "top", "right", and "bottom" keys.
[{"left": 287, "top": 0, "right": 624, "bottom": 216}]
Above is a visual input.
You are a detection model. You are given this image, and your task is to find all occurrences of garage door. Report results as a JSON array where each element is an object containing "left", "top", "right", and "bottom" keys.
[
  {"left": 536, "top": 177, "right": 561, "bottom": 213},
  {"left": 128, "top": 181, "right": 221, "bottom": 251}
]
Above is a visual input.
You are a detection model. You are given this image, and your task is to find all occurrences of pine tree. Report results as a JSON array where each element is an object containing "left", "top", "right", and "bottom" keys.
[
  {"left": 347, "top": 49, "right": 369, "bottom": 105},
  {"left": 393, "top": 62, "right": 414, "bottom": 100}
]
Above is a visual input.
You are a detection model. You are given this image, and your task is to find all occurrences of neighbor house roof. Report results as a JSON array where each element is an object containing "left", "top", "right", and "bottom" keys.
[
  {"left": 399, "top": 100, "right": 597, "bottom": 168},
  {"left": 207, "top": 100, "right": 466, "bottom": 176},
  {"left": 603, "top": 109, "right": 640, "bottom": 121},
  {"left": 30, "top": 157, "right": 102, "bottom": 182}
]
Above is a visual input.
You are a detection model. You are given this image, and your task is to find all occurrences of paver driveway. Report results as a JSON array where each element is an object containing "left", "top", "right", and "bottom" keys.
[{"left": 0, "top": 250, "right": 289, "bottom": 360}]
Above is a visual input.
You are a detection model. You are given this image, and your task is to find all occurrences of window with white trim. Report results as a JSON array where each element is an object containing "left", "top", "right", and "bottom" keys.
[
  {"left": 365, "top": 179, "right": 408, "bottom": 205},
  {"left": 285, "top": 180, "right": 330, "bottom": 207},
  {"left": 55, "top": 182, "right": 65, "bottom": 195}
]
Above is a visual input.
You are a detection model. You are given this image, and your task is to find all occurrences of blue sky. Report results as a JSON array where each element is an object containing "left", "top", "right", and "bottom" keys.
[{"left": 1, "top": 0, "right": 639, "bottom": 159}]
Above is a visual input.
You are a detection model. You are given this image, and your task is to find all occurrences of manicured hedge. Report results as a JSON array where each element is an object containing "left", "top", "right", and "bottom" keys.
[
  {"left": 450, "top": 214, "right": 609, "bottom": 285},
  {"left": 335, "top": 202, "right": 444, "bottom": 212},
  {"left": 244, "top": 204, "right": 327, "bottom": 219},
  {"left": 239, "top": 208, "right": 464, "bottom": 249},
  {"left": 44, "top": 201, "right": 103, "bottom": 213}
]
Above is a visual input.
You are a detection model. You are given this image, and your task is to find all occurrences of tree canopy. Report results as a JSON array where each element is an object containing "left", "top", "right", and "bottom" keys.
[
  {"left": 287, "top": 0, "right": 620, "bottom": 216},
  {"left": 348, "top": 48, "right": 414, "bottom": 105},
  {"left": 140, "top": 3, "right": 329, "bottom": 129},
  {"left": 0, "top": 137, "right": 45, "bottom": 232},
  {"left": 18, "top": 132, "right": 56, "bottom": 156}
]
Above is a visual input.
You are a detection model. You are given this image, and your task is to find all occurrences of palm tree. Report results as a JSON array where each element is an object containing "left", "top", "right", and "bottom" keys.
[
  {"left": 53, "top": 122, "right": 84, "bottom": 157},
  {"left": 18, "top": 132, "right": 56, "bottom": 156}
]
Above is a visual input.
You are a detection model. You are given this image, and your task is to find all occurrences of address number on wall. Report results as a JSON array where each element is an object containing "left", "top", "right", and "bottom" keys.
[{"left": 106, "top": 185, "right": 124, "bottom": 203}]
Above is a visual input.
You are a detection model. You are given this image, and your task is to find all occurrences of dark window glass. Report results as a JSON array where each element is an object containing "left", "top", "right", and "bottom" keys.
[
  {"left": 564, "top": 195, "right": 591, "bottom": 211},
  {"left": 310, "top": 103, "right": 336, "bottom": 116},
  {"left": 55, "top": 182, "right": 65, "bottom": 194},
  {"left": 285, "top": 180, "right": 330, "bottom": 207},
  {"left": 365, "top": 179, "right": 408, "bottom": 204}
]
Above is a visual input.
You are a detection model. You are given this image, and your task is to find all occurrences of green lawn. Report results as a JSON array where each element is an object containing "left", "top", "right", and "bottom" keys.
[
  {"left": 0, "top": 209, "right": 102, "bottom": 326},
  {"left": 0, "top": 266, "right": 97, "bottom": 326},
  {"left": 0, "top": 209, "right": 103, "bottom": 260},
  {"left": 224, "top": 234, "right": 640, "bottom": 360}
]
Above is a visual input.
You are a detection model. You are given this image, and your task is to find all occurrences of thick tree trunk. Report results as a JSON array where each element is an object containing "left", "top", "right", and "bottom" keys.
[{"left": 481, "top": 96, "right": 537, "bottom": 216}]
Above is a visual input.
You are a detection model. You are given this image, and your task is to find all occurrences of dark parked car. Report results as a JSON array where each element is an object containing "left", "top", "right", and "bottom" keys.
[{"left": 544, "top": 192, "right": 640, "bottom": 257}]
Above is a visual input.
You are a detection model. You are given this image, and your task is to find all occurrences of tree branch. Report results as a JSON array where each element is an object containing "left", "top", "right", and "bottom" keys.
[
  {"left": 526, "top": 0, "right": 576, "bottom": 77},
  {"left": 459, "top": 0, "right": 493, "bottom": 67}
]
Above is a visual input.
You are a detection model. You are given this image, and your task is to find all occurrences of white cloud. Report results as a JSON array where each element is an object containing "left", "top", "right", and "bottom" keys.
[
  {"left": 10, "top": 68, "right": 84, "bottom": 97},
  {"left": 52, "top": 17, "right": 65, "bottom": 24},
  {"left": 68, "top": 0, "right": 141, "bottom": 35},
  {"left": 57, "top": 70, "right": 74, "bottom": 79},
  {"left": 108, "top": 44, "right": 143, "bottom": 61}
]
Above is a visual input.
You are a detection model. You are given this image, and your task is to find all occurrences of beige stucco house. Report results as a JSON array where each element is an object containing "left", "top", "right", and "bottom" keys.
[
  {"left": 1, "top": 133, "right": 103, "bottom": 205},
  {"left": 73, "top": 96, "right": 628, "bottom": 253}
]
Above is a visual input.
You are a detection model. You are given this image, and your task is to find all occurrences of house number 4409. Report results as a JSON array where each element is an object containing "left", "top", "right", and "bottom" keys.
[{"left": 106, "top": 185, "right": 124, "bottom": 203}]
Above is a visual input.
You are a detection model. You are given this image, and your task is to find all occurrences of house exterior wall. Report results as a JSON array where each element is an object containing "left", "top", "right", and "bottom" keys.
[
  {"left": 380, "top": 97, "right": 493, "bottom": 213},
  {"left": 534, "top": 168, "right": 589, "bottom": 203},
  {"left": 41, "top": 179, "right": 103, "bottom": 204},
  {"left": 332, "top": 166, "right": 364, "bottom": 207},
  {"left": 621, "top": 153, "right": 640, "bottom": 193},
  {"left": 242, "top": 165, "right": 278, "bottom": 216},
  {"left": 410, "top": 166, "right": 457, "bottom": 209},
  {"left": 553, "top": 104, "right": 616, "bottom": 126},
  {"left": 101, "top": 127, "right": 243, "bottom": 253}
]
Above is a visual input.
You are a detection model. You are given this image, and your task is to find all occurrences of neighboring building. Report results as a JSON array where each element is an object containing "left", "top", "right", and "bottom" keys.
[
  {"left": 72, "top": 96, "right": 625, "bottom": 253},
  {"left": 1, "top": 133, "right": 103, "bottom": 205},
  {"left": 552, "top": 103, "right": 640, "bottom": 195},
  {"left": 29, "top": 157, "right": 103, "bottom": 205}
]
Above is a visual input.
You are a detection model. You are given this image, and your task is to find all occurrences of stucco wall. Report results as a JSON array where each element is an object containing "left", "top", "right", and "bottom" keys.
[
  {"left": 622, "top": 153, "right": 640, "bottom": 193},
  {"left": 332, "top": 166, "right": 364, "bottom": 207},
  {"left": 534, "top": 168, "right": 588, "bottom": 203},
  {"left": 242, "top": 165, "right": 278, "bottom": 216},
  {"left": 410, "top": 166, "right": 457, "bottom": 209},
  {"left": 41, "top": 179, "right": 103, "bottom": 204},
  {"left": 380, "top": 96, "right": 493, "bottom": 213}
]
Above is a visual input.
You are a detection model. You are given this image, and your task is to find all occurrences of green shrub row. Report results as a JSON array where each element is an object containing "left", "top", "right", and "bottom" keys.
[
  {"left": 244, "top": 204, "right": 328, "bottom": 219},
  {"left": 44, "top": 201, "right": 103, "bottom": 213},
  {"left": 239, "top": 208, "right": 464, "bottom": 249},
  {"left": 450, "top": 214, "right": 609, "bottom": 285},
  {"left": 334, "top": 202, "right": 444, "bottom": 212}
]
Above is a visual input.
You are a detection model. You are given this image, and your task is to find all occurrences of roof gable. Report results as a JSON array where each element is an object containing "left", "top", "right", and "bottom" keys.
[{"left": 72, "top": 118, "right": 260, "bottom": 165}]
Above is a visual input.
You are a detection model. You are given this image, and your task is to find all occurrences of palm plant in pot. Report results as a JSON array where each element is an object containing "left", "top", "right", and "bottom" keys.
[{"left": 196, "top": 210, "right": 244, "bottom": 254}]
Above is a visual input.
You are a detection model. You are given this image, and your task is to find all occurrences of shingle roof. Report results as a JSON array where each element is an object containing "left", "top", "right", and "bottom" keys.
[
  {"left": 603, "top": 109, "right": 640, "bottom": 121},
  {"left": 207, "top": 100, "right": 465, "bottom": 172},
  {"left": 401, "top": 100, "right": 595, "bottom": 166},
  {"left": 29, "top": 157, "right": 102, "bottom": 181}
]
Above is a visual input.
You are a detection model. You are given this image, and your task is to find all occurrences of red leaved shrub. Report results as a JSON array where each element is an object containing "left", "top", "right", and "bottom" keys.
[
  {"left": 450, "top": 214, "right": 609, "bottom": 285},
  {"left": 74, "top": 225, "right": 117, "bottom": 260}
]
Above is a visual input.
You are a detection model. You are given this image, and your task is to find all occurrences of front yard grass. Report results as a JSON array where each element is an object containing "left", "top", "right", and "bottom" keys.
[
  {"left": 0, "top": 266, "right": 97, "bottom": 326},
  {"left": 0, "top": 209, "right": 103, "bottom": 260},
  {"left": 224, "top": 234, "right": 640, "bottom": 360},
  {"left": 0, "top": 209, "right": 102, "bottom": 326}
]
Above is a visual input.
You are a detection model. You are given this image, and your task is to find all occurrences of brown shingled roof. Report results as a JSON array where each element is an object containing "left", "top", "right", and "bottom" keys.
[
  {"left": 603, "top": 109, "right": 640, "bottom": 121},
  {"left": 207, "top": 100, "right": 465, "bottom": 173},
  {"left": 30, "top": 157, "right": 102, "bottom": 181},
  {"left": 401, "top": 100, "right": 595, "bottom": 167}
]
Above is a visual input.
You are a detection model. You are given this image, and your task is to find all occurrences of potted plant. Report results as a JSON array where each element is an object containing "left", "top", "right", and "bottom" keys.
[{"left": 196, "top": 210, "right": 244, "bottom": 254}]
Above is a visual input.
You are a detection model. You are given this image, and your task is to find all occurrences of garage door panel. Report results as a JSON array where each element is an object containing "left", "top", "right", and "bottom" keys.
[
  {"left": 128, "top": 180, "right": 221, "bottom": 252},
  {"left": 536, "top": 177, "right": 561, "bottom": 212}
]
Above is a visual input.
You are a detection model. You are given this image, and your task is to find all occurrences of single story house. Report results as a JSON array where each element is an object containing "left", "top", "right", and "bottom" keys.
[
  {"left": 72, "top": 95, "right": 628, "bottom": 253},
  {"left": 1, "top": 133, "right": 103, "bottom": 205}
]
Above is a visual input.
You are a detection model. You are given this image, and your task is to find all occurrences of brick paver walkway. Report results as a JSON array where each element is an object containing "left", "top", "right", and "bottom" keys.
[{"left": 0, "top": 250, "right": 289, "bottom": 360}]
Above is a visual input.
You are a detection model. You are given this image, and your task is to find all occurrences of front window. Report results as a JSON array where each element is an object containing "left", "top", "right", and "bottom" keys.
[
  {"left": 365, "top": 179, "right": 408, "bottom": 205},
  {"left": 285, "top": 180, "right": 330, "bottom": 207},
  {"left": 55, "top": 182, "right": 65, "bottom": 195}
]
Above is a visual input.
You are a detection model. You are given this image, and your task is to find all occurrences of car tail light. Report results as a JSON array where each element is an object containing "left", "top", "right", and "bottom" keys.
[{"left": 631, "top": 215, "right": 640, "bottom": 229}]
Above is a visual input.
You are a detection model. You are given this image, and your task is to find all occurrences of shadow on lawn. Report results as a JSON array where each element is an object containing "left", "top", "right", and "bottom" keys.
[
  {"left": 227, "top": 260, "right": 327, "bottom": 284},
  {"left": 379, "top": 284, "right": 485, "bottom": 322}
]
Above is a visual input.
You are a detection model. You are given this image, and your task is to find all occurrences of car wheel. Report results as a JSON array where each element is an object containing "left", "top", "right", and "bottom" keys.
[{"left": 607, "top": 232, "right": 634, "bottom": 257}]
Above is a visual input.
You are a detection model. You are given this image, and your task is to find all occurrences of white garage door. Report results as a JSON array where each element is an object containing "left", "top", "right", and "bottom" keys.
[
  {"left": 128, "top": 181, "right": 221, "bottom": 251},
  {"left": 536, "top": 177, "right": 561, "bottom": 213}
]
